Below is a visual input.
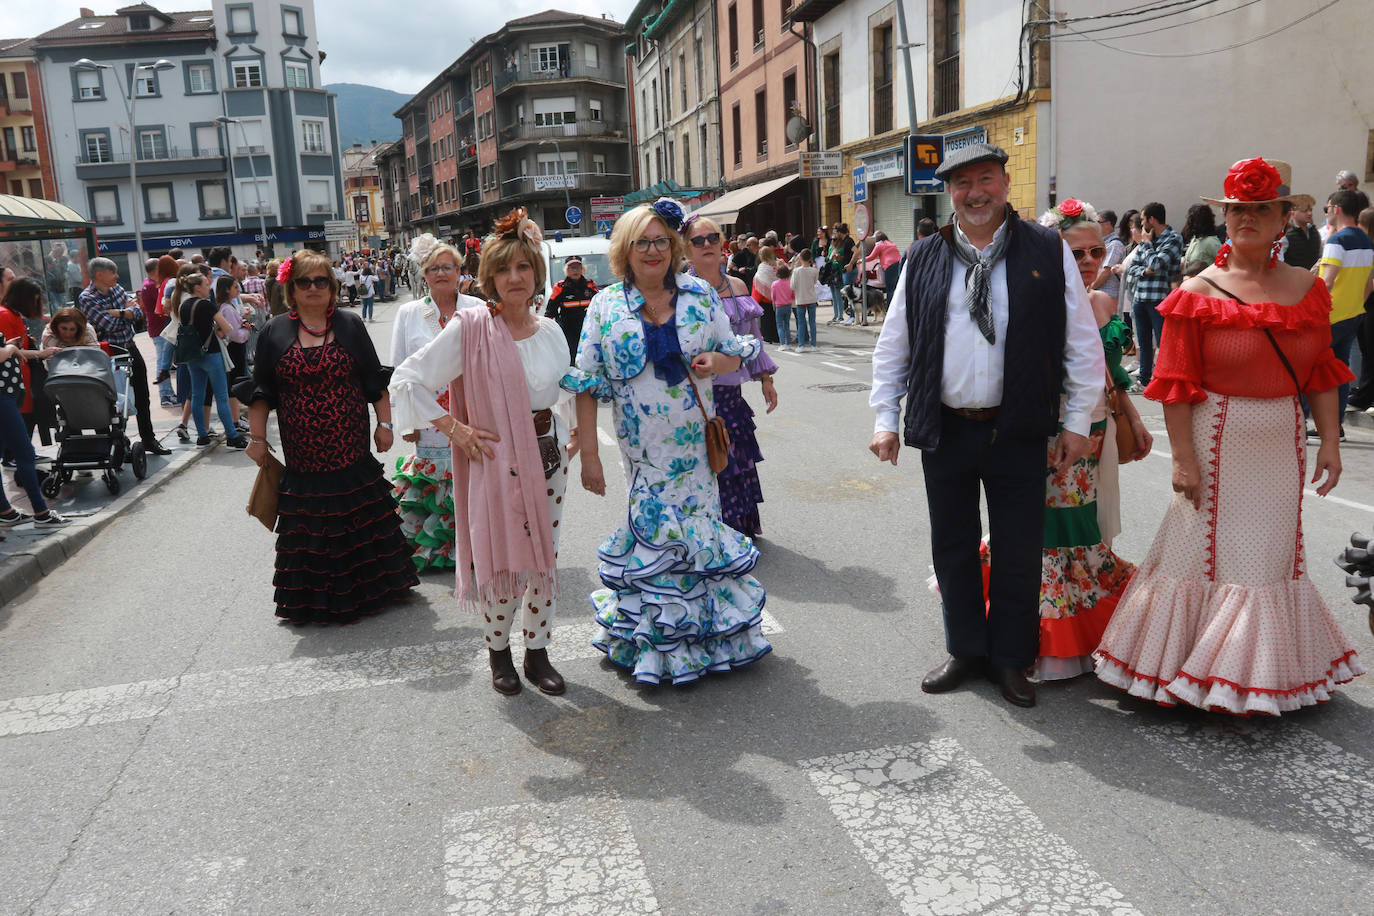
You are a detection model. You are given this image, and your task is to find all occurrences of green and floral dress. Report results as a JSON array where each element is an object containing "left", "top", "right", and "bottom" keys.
[{"left": 561, "top": 274, "right": 770, "bottom": 685}]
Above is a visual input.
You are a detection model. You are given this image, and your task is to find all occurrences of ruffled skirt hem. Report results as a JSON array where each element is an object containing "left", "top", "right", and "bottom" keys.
[{"left": 392, "top": 453, "right": 456, "bottom": 572}]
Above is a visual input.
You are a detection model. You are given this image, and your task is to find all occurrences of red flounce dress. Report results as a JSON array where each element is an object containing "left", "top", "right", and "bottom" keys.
[{"left": 1093, "top": 282, "right": 1364, "bottom": 715}]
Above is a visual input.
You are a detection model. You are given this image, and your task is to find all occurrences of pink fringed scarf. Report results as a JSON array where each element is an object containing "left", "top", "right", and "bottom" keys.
[{"left": 449, "top": 307, "right": 557, "bottom": 612}]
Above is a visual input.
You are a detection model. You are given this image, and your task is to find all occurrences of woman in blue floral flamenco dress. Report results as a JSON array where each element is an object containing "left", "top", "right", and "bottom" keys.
[{"left": 563, "top": 200, "right": 772, "bottom": 685}]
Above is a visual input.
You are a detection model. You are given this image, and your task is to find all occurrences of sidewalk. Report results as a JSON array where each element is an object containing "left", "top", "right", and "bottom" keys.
[{"left": 0, "top": 332, "right": 224, "bottom": 607}]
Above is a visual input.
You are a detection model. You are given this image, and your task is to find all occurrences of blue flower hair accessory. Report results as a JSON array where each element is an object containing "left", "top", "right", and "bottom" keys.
[{"left": 651, "top": 198, "right": 685, "bottom": 233}]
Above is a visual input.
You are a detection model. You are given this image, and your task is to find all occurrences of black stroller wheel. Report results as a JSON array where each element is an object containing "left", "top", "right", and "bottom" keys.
[
  {"left": 41, "top": 475, "right": 62, "bottom": 499},
  {"left": 103, "top": 471, "right": 121, "bottom": 495},
  {"left": 112, "top": 436, "right": 127, "bottom": 470},
  {"left": 130, "top": 442, "right": 148, "bottom": 480}
]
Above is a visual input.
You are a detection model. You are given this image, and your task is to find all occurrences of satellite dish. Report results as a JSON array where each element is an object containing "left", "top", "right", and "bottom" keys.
[{"left": 785, "top": 115, "right": 810, "bottom": 146}]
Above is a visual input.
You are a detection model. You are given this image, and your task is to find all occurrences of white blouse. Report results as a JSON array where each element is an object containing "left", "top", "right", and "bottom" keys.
[
  {"left": 390, "top": 313, "right": 572, "bottom": 440},
  {"left": 390, "top": 294, "right": 486, "bottom": 448}
]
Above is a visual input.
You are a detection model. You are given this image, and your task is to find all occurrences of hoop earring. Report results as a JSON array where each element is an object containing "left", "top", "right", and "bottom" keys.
[{"left": 1214, "top": 242, "right": 1231, "bottom": 268}]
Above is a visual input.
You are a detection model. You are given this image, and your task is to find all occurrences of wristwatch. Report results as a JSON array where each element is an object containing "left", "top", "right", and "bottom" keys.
[{"left": 377, "top": 421, "right": 394, "bottom": 430}]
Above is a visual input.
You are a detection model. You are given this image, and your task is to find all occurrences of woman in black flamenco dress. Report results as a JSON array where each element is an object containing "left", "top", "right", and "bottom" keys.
[{"left": 242, "top": 250, "right": 417, "bottom": 623}]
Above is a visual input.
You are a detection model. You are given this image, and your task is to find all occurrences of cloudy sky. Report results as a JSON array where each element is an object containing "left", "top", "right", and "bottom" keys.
[{"left": 6, "top": 1, "right": 640, "bottom": 94}]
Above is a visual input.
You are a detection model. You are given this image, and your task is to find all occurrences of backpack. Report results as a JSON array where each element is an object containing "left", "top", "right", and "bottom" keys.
[{"left": 174, "top": 301, "right": 213, "bottom": 363}]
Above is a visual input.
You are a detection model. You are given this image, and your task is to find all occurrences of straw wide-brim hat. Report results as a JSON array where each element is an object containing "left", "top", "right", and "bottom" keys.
[{"left": 1202, "top": 158, "right": 1315, "bottom": 211}]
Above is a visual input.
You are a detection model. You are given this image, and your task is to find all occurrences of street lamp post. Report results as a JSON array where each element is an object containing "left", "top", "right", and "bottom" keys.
[
  {"left": 538, "top": 138, "right": 575, "bottom": 235},
  {"left": 76, "top": 58, "right": 174, "bottom": 274},
  {"left": 216, "top": 116, "right": 269, "bottom": 255}
]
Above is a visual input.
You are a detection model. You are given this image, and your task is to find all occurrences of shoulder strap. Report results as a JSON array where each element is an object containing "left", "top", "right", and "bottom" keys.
[
  {"left": 680, "top": 356, "right": 712, "bottom": 429},
  {"left": 1195, "top": 276, "right": 1301, "bottom": 393}
]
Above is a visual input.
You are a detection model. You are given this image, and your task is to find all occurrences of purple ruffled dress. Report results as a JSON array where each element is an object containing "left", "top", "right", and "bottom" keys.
[{"left": 706, "top": 274, "right": 778, "bottom": 537}]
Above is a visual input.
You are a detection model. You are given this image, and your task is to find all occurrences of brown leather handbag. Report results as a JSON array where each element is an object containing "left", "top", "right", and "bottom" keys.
[
  {"left": 246, "top": 449, "right": 285, "bottom": 530},
  {"left": 1107, "top": 386, "right": 1137, "bottom": 464},
  {"left": 682, "top": 359, "right": 731, "bottom": 474}
]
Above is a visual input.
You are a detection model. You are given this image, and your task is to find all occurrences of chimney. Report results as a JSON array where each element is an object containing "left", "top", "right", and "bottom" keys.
[{"left": 80, "top": 7, "right": 95, "bottom": 16}]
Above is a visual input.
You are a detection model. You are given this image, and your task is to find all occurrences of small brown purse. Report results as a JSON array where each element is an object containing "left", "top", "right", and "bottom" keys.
[
  {"left": 682, "top": 359, "right": 731, "bottom": 474},
  {"left": 1107, "top": 386, "right": 1136, "bottom": 464},
  {"left": 246, "top": 449, "right": 285, "bottom": 530}
]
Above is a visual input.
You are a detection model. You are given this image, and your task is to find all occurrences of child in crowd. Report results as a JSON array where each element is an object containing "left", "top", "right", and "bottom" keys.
[
  {"left": 790, "top": 250, "right": 819, "bottom": 351},
  {"left": 771, "top": 264, "right": 797, "bottom": 351}
]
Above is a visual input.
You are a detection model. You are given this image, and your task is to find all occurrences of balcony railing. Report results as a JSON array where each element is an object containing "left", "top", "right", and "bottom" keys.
[
  {"left": 495, "top": 59, "right": 618, "bottom": 92},
  {"left": 76, "top": 146, "right": 227, "bottom": 165},
  {"left": 242, "top": 204, "right": 273, "bottom": 215},
  {"left": 455, "top": 96, "right": 473, "bottom": 117},
  {"left": 933, "top": 55, "right": 960, "bottom": 117},
  {"left": 0, "top": 96, "right": 32, "bottom": 115},
  {"left": 497, "top": 120, "right": 628, "bottom": 145}
]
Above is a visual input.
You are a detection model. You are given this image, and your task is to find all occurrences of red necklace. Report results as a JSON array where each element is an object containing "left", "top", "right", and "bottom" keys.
[{"left": 290, "top": 305, "right": 334, "bottom": 338}]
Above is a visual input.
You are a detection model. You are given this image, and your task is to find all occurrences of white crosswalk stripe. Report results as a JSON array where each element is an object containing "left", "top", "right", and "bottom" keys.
[
  {"left": 1139, "top": 719, "right": 1374, "bottom": 853},
  {"left": 0, "top": 613, "right": 785, "bottom": 738},
  {"left": 801, "top": 739, "right": 1140, "bottom": 916},
  {"left": 444, "top": 796, "right": 660, "bottom": 915}
]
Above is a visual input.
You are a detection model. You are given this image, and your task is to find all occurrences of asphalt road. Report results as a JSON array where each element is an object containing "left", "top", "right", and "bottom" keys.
[{"left": 2, "top": 293, "right": 1372, "bottom": 915}]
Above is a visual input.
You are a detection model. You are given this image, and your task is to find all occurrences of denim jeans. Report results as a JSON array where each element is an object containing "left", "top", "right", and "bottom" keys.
[
  {"left": 796, "top": 304, "right": 816, "bottom": 347},
  {"left": 775, "top": 305, "right": 794, "bottom": 346},
  {"left": 152, "top": 336, "right": 176, "bottom": 402},
  {"left": 1132, "top": 298, "right": 1166, "bottom": 387},
  {"left": 1330, "top": 315, "right": 1362, "bottom": 415},
  {"left": 829, "top": 284, "right": 845, "bottom": 321},
  {"left": 187, "top": 350, "right": 237, "bottom": 438},
  {"left": 0, "top": 392, "right": 46, "bottom": 514},
  {"left": 362, "top": 296, "right": 375, "bottom": 319}
]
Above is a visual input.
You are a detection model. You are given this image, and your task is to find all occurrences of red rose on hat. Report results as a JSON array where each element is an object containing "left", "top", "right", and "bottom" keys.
[
  {"left": 1058, "top": 198, "right": 1083, "bottom": 218},
  {"left": 1223, "top": 158, "right": 1282, "bottom": 202}
]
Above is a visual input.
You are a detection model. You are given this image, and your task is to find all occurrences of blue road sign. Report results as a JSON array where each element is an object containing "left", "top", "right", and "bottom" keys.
[
  {"left": 852, "top": 166, "right": 867, "bottom": 203},
  {"left": 565, "top": 206, "right": 583, "bottom": 226},
  {"left": 595, "top": 219, "right": 613, "bottom": 234},
  {"left": 905, "top": 134, "right": 946, "bottom": 194}
]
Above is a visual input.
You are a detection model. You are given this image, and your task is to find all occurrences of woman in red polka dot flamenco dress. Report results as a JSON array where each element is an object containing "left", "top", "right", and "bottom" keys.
[{"left": 1094, "top": 158, "right": 1365, "bottom": 715}]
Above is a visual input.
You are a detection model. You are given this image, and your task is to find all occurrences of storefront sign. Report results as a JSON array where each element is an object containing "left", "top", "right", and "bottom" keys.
[
  {"left": 799, "top": 151, "right": 842, "bottom": 179},
  {"left": 944, "top": 126, "right": 988, "bottom": 153},
  {"left": 862, "top": 151, "right": 904, "bottom": 183},
  {"left": 96, "top": 227, "right": 328, "bottom": 254}
]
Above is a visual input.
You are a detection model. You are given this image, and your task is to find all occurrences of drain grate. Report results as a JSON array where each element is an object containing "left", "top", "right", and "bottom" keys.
[{"left": 809, "top": 382, "right": 872, "bottom": 393}]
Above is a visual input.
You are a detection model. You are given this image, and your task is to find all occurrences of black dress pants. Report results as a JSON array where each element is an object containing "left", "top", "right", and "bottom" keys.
[
  {"left": 125, "top": 343, "right": 157, "bottom": 445},
  {"left": 920, "top": 411, "right": 1045, "bottom": 669}
]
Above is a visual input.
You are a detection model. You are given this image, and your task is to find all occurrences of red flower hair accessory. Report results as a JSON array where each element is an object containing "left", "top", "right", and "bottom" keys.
[
  {"left": 1058, "top": 198, "right": 1083, "bottom": 218},
  {"left": 275, "top": 256, "right": 294, "bottom": 285},
  {"left": 1222, "top": 158, "right": 1283, "bottom": 202}
]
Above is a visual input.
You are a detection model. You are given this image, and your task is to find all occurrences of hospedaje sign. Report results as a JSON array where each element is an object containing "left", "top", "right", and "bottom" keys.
[{"left": 96, "top": 227, "right": 328, "bottom": 254}]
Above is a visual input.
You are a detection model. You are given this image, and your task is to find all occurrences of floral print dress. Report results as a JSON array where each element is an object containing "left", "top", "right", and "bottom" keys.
[{"left": 562, "top": 274, "right": 772, "bottom": 684}]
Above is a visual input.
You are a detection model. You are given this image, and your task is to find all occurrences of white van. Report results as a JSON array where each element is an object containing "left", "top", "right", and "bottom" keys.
[{"left": 539, "top": 234, "right": 614, "bottom": 306}]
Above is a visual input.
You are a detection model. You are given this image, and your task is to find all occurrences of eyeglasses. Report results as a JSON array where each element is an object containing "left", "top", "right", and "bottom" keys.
[
  {"left": 425, "top": 263, "right": 457, "bottom": 274},
  {"left": 632, "top": 236, "right": 673, "bottom": 253},
  {"left": 688, "top": 232, "right": 722, "bottom": 248},
  {"left": 292, "top": 275, "right": 332, "bottom": 290},
  {"left": 1070, "top": 246, "right": 1107, "bottom": 262}
]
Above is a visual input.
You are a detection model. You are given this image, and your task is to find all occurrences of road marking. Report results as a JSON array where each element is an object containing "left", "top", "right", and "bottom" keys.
[
  {"left": 0, "top": 614, "right": 785, "bottom": 738},
  {"left": 820, "top": 361, "right": 855, "bottom": 372},
  {"left": 1142, "top": 448, "right": 1374, "bottom": 513},
  {"left": 801, "top": 738, "right": 1140, "bottom": 915},
  {"left": 1139, "top": 720, "right": 1374, "bottom": 854},
  {"left": 444, "top": 796, "right": 660, "bottom": 915}
]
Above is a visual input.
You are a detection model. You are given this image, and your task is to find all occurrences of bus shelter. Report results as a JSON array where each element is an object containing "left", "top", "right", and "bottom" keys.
[{"left": 0, "top": 194, "right": 97, "bottom": 315}]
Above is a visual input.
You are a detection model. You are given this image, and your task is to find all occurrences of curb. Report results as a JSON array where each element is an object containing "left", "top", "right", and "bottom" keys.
[{"left": 0, "top": 440, "right": 220, "bottom": 609}]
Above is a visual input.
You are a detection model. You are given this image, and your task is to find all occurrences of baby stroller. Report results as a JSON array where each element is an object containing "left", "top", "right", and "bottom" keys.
[{"left": 40, "top": 345, "right": 148, "bottom": 497}]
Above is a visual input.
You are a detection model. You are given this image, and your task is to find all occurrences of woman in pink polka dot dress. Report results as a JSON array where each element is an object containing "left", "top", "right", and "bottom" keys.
[{"left": 1094, "top": 158, "right": 1365, "bottom": 715}]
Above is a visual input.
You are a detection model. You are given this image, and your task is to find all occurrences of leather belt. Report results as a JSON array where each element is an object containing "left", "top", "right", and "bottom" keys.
[
  {"left": 942, "top": 404, "right": 999, "bottom": 422},
  {"left": 532, "top": 408, "right": 554, "bottom": 437}
]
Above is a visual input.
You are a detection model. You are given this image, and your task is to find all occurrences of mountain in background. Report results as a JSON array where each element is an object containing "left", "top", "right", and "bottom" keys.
[{"left": 326, "top": 83, "right": 410, "bottom": 148}]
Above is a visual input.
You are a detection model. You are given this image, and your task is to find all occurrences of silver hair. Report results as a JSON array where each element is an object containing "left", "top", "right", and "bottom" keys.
[
  {"left": 1337, "top": 169, "right": 1358, "bottom": 182},
  {"left": 89, "top": 257, "right": 118, "bottom": 274}
]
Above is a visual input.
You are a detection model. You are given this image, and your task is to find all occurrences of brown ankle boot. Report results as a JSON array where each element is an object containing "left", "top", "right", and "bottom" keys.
[
  {"left": 522, "top": 647, "right": 566, "bottom": 695},
  {"left": 488, "top": 647, "right": 521, "bottom": 696}
]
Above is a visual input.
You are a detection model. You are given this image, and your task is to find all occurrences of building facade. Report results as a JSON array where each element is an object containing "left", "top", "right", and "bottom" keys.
[
  {"left": 0, "top": 39, "right": 57, "bottom": 203},
  {"left": 393, "top": 11, "right": 633, "bottom": 241},
  {"left": 623, "top": 0, "right": 723, "bottom": 205},
  {"left": 374, "top": 139, "right": 408, "bottom": 244},
  {"left": 795, "top": 0, "right": 1047, "bottom": 248},
  {"left": 341, "top": 141, "right": 386, "bottom": 248}
]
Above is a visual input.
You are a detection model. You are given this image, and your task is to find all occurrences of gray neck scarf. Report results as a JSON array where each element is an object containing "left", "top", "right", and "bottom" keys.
[{"left": 949, "top": 209, "right": 1012, "bottom": 344}]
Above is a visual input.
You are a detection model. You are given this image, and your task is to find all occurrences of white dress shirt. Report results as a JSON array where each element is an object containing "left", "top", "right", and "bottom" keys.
[
  {"left": 390, "top": 293, "right": 485, "bottom": 448},
  {"left": 870, "top": 219, "right": 1106, "bottom": 438}
]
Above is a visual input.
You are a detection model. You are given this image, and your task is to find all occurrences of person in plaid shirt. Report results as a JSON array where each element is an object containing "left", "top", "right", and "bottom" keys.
[
  {"left": 76, "top": 257, "right": 171, "bottom": 455},
  {"left": 1125, "top": 201, "right": 1184, "bottom": 388}
]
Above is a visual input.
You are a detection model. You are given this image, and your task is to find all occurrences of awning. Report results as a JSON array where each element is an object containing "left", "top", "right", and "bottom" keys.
[{"left": 689, "top": 174, "right": 798, "bottom": 225}]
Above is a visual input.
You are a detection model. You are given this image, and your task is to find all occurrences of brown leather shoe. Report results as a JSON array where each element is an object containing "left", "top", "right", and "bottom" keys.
[
  {"left": 920, "top": 656, "right": 984, "bottom": 694},
  {"left": 989, "top": 665, "right": 1036, "bottom": 708},
  {"left": 522, "top": 647, "right": 566, "bottom": 696},
  {"left": 488, "top": 647, "right": 522, "bottom": 696}
]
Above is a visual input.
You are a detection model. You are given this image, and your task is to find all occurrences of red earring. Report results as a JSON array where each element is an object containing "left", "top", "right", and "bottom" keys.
[
  {"left": 1214, "top": 242, "right": 1231, "bottom": 268},
  {"left": 1269, "top": 239, "right": 1282, "bottom": 268}
]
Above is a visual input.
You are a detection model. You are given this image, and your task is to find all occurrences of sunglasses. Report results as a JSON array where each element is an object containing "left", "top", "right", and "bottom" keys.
[
  {"left": 1071, "top": 246, "right": 1107, "bottom": 262},
  {"left": 632, "top": 236, "right": 673, "bottom": 253},
  {"left": 688, "top": 232, "right": 722, "bottom": 248},
  {"left": 292, "top": 275, "right": 332, "bottom": 290}
]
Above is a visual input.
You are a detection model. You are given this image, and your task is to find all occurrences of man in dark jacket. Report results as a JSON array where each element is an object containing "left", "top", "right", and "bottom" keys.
[
  {"left": 867, "top": 144, "right": 1104, "bottom": 708},
  {"left": 544, "top": 256, "right": 599, "bottom": 364},
  {"left": 1283, "top": 202, "right": 1323, "bottom": 270}
]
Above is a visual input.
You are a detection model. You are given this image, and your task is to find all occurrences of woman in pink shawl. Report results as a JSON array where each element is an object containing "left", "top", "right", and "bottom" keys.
[{"left": 391, "top": 209, "right": 574, "bottom": 696}]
